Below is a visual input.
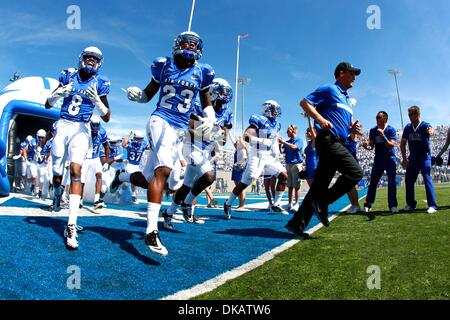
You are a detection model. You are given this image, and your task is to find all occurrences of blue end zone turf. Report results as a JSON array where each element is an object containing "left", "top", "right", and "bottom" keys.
[{"left": 0, "top": 190, "right": 366, "bottom": 299}]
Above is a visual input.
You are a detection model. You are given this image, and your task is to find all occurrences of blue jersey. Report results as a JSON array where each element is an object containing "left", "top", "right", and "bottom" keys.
[
  {"left": 151, "top": 57, "right": 215, "bottom": 129},
  {"left": 304, "top": 82, "right": 354, "bottom": 143},
  {"left": 249, "top": 114, "right": 281, "bottom": 152},
  {"left": 58, "top": 68, "right": 110, "bottom": 123},
  {"left": 100, "top": 144, "right": 122, "bottom": 159},
  {"left": 192, "top": 102, "right": 233, "bottom": 150},
  {"left": 36, "top": 140, "right": 52, "bottom": 165},
  {"left": 126, "top": 141, "right": 148, "bottom": 165},
  {"left": 369, "top": 125, "right": 397, "bottom": 161},
  {"left": 20, "top": 141, "right": 27, "bottom": 151},
  {"left": 91, "top": 127, "right": 108, "bottom": 159},
  {"left": 26, "top": 138, "right": 38, "bottom": 161},
  {"left": 402, "top": 121, "right": 432, "bottom": 160},
  {"left": 284, "top": 137, "right": 303, "bottom": 164},
  {"left": 305, "top": 142, "right": 318, "bottom": 172}
]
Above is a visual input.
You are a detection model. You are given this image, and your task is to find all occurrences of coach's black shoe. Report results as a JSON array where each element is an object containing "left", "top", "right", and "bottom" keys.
[
  {"left": 181, "top": 202, "right": 193, "bottom": 223},
  {"left": 110, "top": 170, "right": 123, "bottom": 193},
  {"left": 285, "top": 221, "right": 311, "bottom": 240},
  {"left": 144, "top": 231, "right": 168, "bottom": 256},
  {"left": 224, "top": 203, "right": 232, "bottom": 219},
  {"left": 312, "top": 200, "right": 330, "bottom": 227}
]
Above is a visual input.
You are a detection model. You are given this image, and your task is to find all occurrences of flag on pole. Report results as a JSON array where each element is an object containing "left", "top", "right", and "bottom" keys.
[{"left": 239, "top": 34, "right": 249, "bottom": 39}]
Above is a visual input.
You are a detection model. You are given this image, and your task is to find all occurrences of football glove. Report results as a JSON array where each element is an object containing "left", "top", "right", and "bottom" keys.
[{"left": 127, "top": 86, "right": 148, "bottom": 103}]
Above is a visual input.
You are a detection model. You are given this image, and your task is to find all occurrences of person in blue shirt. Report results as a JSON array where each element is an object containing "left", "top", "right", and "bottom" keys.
[
  {"left": 162, "top": 78, "right": 233, "bottom": 227},
  {"left": 20, "top": 135, "right": 39, "bottom": 195},
  {"left": 224, "top": 100, "right": 289, "bottom": 219},
  {"left": 362, "top": 111, "right": 398, "bottom": 213},
  {"left": 400, "top": 106, "right": 437, "bottom": 214},
  {"left": 286, "top": 62, "right": 364, "bottom": 239},
  {"left": 110, "top": 31, "right": 216, "bottom": 256},
  {"left": 121, "top": 130, "right": 149, "bottom": 204},
  {"left": 279, "top": 124, "right": 303, "bottom": 212},
  {"left": 80, "top": 116, "right": 110, "bottom": 209},
  {"left": 304, "top": 127, "right": 318, "bottom": 186},
  {"left": 45, "top": 46, "right": 111, "bottom": 250}
]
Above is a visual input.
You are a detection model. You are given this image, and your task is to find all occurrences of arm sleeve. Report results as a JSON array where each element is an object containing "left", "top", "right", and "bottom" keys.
[
  {"left": 304, "top": 85, "right": 329, "bottom": 107},
  {"left": 97, "top": 76, "right": 111, "bottom": 96},
  {"left": 151, "top": 57, "right": 167, "bottom": 83},
  {"left": 201, "top": 64, "right": 215, "bottom": 91}
]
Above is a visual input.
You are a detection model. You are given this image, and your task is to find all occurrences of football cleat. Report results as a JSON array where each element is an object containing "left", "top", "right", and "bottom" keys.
[
  {"left": 94, "top": 200, "right": 104, "bottom": 210},
  {"left": 192, "top": 215, "right": 205, "bottom": 225},
  {"left": 110, "top": 170, "right": 123, "bottom": 193},
  {"left": 271, "top": 205, "right": 289, "bottom": 215},
  {"left": 144, "top": 231, "right": 168, "bottom": 256},
  {"left": 181, "top": 202, "right": 193, "bottom": 223},
  {"left": 224, "top": 203, "right": 232, "bottom": 219},
  {"left": 161, "top": 209, "right": 174, "bottom": 230},
  {"left": 64, "top": 224, "right": 79, "bottom": 250}
]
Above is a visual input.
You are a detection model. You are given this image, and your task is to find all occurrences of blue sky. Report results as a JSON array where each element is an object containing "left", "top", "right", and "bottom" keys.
[{"left": 1, "top": 0, "right": 450, "bottom": 142}]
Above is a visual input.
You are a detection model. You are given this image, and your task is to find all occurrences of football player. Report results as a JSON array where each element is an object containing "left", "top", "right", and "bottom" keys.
[
  {"left": 121, "top": 130, "right": 149, "bottom": 204},
  {"left": 110, "top": 31, "right": 215, "bottom": 256},
  {"left": 45, "top": 46, "right": 111, "bottom": 250},
  {"left": 163, "top": 78, "right": 233, "bottom": 226},
  {"left": 80, "top": 116, "right": 109, "bottom": 209},
  {"left": 224, "top": 100, "right": 289, "bottom": 219},
  {"left": 20, "top": 135, "right": 39, "bottom": 195}
]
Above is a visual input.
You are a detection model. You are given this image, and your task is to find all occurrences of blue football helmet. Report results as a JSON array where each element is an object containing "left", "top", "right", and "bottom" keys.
[
  {"left": 261, "top": 100, "right": 281, "bottom": 118},
  {"left": 172, "top": 31, "right": 203, "bottom": 61},
  {"left": 78, "top": 46, "right": 103, "bottom": 74},
  {"left": 90, "top": 115, "right": 101, "bottom": 134},
  {"left": 209, "top": 78, "right": 233, "bottom": 105}
]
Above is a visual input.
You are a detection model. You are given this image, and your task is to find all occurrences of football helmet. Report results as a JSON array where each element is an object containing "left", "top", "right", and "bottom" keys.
[
  {"left": 78, "top": 46, "right": 103, "bottom": 74},
  {"left": 36, "top": 129, "right": 46, "bottom": 143},
  {"left": 172, "top": 31, "right": 203, "bottom": 61},
  {"left": 261, "top": 100, "right": 281, "bottom": 118},
  {"left": 25, "top": 135, "right": 33, "bottom": 144},
  {"left": 209, "top": 78, "right": 233, "bottom": 105},
  {"left": 131, "top": 130, "right": 144, "bottom": 147},
  {"left": 90, "top": 115, "right": 101, "bottom": 134}
]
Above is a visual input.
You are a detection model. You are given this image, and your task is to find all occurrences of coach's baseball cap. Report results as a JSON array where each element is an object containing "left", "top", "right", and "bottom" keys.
[{"left": 334, "top": 62, "right": 361, "bottom": 78}]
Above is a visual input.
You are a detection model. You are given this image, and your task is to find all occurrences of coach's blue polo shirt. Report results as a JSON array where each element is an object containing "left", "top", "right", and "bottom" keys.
[{"left": 304, "top": 82, "right": 353, "bottom": 143}]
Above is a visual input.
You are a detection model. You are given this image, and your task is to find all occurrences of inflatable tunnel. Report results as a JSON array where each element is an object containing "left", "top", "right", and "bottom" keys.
[{"left": 0, "top": 77, "right": 60, "bottom": 197}]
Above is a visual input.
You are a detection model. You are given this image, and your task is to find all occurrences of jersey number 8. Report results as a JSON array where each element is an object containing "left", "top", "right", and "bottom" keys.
[{"left": 68, "top": 94, "right": 83, "bottom": 116}]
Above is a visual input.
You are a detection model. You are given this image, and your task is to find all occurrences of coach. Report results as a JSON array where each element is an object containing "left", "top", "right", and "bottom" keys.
[{"left": 286, "top": 62, "right": 363, "bottom": 238}]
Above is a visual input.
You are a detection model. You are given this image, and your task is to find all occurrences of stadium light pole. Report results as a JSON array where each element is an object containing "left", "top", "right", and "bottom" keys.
[
  {"left": 233, "top": 34, "right": 249, "bottom": 137},
  {"left": 238, "top": 78, "right": 251, "bottom": 133},
  {"left": 388, "top": 69, "right": 404, "bottom": 129},
  {"left": 187, "top": 0, "right": 196, "bottom": 31}
]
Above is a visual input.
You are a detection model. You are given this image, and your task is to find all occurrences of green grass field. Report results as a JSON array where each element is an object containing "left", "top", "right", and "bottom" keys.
[{"left": 196, "top": 184, "right": 450, "bottom": 300}]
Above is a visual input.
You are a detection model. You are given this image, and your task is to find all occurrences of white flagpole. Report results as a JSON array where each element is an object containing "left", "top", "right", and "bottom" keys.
[
  {"left": 188, "top": 0, "right": 196, "bottom": 31},
  {"left": 233, "top": 35, "right": 240, "bottom": 137}
]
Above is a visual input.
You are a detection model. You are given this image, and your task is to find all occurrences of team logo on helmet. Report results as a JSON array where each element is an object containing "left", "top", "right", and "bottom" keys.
[
  {"left": 79, "top": 46, "right": 103, "bottom": 74},
  {"left": 172, "top": 31, "right": 203, "bottom": 61},
  {"left": 209, "top": 78, "right": 233, "bottom": 105},
  {"left": 261, "top": 100, "right": 281, "bottom": 118}
]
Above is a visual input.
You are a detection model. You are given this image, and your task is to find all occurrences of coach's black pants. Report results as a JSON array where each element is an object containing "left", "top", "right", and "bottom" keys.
[{"left": 290, "top": 131, "right": 363, "bottom": 230}]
